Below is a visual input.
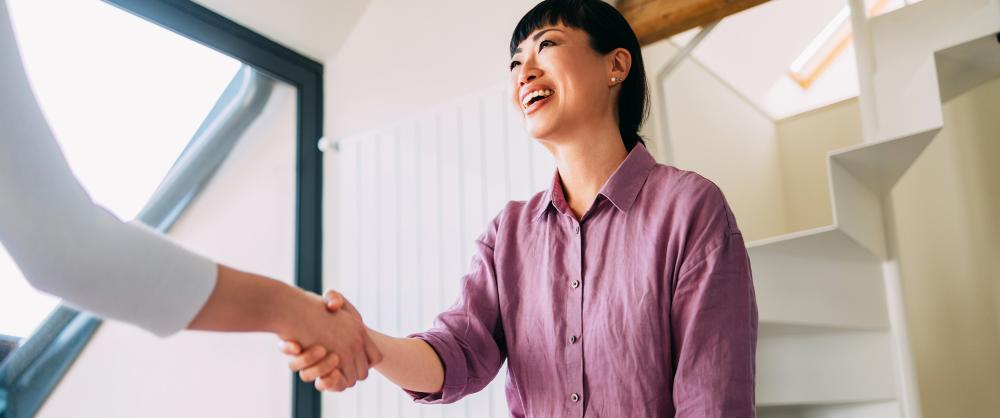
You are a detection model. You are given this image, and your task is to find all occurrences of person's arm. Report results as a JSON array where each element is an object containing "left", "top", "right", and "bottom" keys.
[
  {"left": 286, "top": 215, "right": 508, "bottom": 401},
  {"left": 670, "top": 188, "right": 758, "bottom": 417},
  {"left": 0, "top": 2, "right": 380, "bottom": 384},
  {"left": 191, "top": 267, "right": 382, "bottom": 384},
  {"left": 284, "top": 291, "right": 444, "bottom": 393}
]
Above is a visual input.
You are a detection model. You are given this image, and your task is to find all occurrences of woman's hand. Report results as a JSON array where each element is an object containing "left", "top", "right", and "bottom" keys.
[
  {"left": 187, "top": 266, "right": 381, "bottom": 389},
  {"left": 283, "top": 290, "right": 366, "bottom": 392}
]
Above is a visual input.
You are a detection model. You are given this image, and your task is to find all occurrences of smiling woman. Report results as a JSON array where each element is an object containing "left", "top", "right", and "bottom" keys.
[
  {"left": 508, "top": 0, "right": 648, "bottom": 152},
  {"left": 284, "top": 1, "right": 757, "bottom": 417}
]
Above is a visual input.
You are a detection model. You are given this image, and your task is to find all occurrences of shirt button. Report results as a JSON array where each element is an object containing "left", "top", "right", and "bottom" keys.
[
  {"left": 570, "top": 280, "right": 580, "bottom": 289},
  {"left": 574, "top": 225, "right": 580, "bottom": 235},
  {"left": 569, "top": 335, "right": 578, "bottom": 344},
  {"left": 570, "top": 393, "right": 580, "bottom": 402}
]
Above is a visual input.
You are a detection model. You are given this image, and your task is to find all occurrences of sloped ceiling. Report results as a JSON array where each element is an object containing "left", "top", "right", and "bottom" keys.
[{"left": 192, "top": 0, "right": 371, "bottom": 62}]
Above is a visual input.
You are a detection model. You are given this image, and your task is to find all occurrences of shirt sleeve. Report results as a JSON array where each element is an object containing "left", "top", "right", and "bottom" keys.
[
  {"left": 405, "top": 214, "right": 507, "bottom": 404},
  {"left": 0, "top": 3, "right": 218, "bottom": 337},
  {"left": 670, "top": 183, "right": 759, "bottom": 417}
]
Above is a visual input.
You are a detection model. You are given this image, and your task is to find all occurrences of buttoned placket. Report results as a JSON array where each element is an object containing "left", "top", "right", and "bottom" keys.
[{"left": 567, "top": 215, "right": 585, "bottom": 416}]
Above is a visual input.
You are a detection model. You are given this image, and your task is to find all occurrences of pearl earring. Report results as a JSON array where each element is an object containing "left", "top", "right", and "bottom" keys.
[{"left": 611, "top": 77, "right": 619, "bottom": 83}]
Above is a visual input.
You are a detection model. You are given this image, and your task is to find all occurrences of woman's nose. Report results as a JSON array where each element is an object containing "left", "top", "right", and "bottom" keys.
[{"left": 518, "top": 67, "right": 541, "bottom": 86}]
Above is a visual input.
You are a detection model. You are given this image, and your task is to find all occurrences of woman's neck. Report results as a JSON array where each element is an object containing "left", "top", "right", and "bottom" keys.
[{"left": 546, "top": 131, "right": 629, "bottom": 220}]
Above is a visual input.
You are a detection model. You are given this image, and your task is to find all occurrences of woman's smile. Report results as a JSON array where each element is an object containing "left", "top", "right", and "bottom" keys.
[{"left": 523, "top": 89, "right": 554, "bottom": 115}]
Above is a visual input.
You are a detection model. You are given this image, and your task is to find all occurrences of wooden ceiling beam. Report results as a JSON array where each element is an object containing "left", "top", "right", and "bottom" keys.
[{"left": 618, "top": 0, "right": 772, "bottom": 46}]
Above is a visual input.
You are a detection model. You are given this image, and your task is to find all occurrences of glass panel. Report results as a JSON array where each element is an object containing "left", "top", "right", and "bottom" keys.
[
  {"left": 1, "top": 0, "right": 237, "bottom": 338},
  {"left": 2, "top": 0, "right": 300, "bottom": 415}
]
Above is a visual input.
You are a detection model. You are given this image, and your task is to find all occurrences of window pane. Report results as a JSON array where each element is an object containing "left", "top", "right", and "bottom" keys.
[{"left": 0, "top": 0, "right": 240, "bottom": 339}]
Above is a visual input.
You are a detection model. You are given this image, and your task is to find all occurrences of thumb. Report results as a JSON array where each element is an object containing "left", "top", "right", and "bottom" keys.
[{"left": 322, "top": 290, "right": 346, "bottom": 312}]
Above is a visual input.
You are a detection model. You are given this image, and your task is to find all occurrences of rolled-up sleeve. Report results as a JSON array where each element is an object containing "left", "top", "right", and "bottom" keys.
[
  {"left": 671, "top": 192, "right": 758, "bottom": 417},
  {"left": 405, "top": 217, "right": 507, "bottom": 404}
]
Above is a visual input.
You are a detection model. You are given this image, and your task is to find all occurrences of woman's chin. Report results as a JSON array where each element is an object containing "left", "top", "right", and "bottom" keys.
[{"left": 526, "top": 119, "right": 559, "bottom": 140}]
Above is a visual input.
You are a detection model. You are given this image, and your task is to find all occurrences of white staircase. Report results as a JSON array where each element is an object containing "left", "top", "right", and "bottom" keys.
[{"left": 751, "top": 0, "right": 1000, "bottom": 416}]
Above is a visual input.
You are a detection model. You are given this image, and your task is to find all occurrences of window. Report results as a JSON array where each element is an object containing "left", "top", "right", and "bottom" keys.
[
  {"left": 0, "top": 0, "right": 240, "bottom": 343},
  {"left": 0, "top": 1, "right": 324, "bottom": 417}
]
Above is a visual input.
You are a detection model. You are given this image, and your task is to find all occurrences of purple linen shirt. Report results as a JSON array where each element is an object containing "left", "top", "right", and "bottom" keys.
[{"left": 408, "top": 143, "right": 758, "bottom": 417}]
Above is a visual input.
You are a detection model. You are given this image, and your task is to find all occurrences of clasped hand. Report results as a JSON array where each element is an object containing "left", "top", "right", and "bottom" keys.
[{"left": 282, "top": 290, "right": 371, "bottom": 392}]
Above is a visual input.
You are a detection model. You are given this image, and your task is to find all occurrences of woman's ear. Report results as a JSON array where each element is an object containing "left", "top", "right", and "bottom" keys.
[{"left": 608, "top": 48, "right": 632, "bottom": 85}]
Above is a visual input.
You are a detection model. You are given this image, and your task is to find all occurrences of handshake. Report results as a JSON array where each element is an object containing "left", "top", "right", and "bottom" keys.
[{"left": 279, "top": 290, "right": 383, "bottom": 392}]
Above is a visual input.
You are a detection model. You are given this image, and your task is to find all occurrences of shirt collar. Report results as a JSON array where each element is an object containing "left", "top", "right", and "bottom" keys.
[{"left": 533, "top": 143, "right": 658, "bottom": 223}]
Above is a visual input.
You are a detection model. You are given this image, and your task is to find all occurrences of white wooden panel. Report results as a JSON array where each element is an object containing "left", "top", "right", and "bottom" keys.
[
  {"left": 503, "top": 87, "right": 533, "bottom": 201},
  {"left": 357, "top": 137, "right": 380, "bottom": 416},
  {"left": 491, "top": 365, "right": 510, "bottom": 417},
  {"left": 395, "top": 122, "right": 427, "bottom": 418},
  {"left": 416, "top": 114, "right": 447, "bottom": 418},
  {"left": 482, "top": 87, "right": 511, "bottom": 216},
  {"left": 530, "top": 140, "right": 556, "bottom": 194},
  {"left": 458, "top": 95, "right": 496, "bottom": 416},
  {"left": 438, "top": 108, "right": 469, "bottom": 418},
  {"left": 332, "top": 137, "right": 361, "bottom": 418},
  {"left": 458, "top": 98, "right": 487, "bottom": 259},
  {"left": 376, "top": 134, "right": 402, "bottom": 417},
  {"left": 331, "top": 84, "right": 551, "bottom": 417}
]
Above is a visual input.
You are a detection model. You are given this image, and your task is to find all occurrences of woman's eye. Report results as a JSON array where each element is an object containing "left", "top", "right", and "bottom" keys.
[
  {"left": 509, "top": 61, "right": 521, "bottom": 71},
  {"left": 539, "top": 40, "right": 555, "bottom": 50}
]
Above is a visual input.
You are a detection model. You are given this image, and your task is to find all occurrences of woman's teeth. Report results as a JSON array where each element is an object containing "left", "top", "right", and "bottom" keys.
[{"left": 522, "top": 89, "right": 554, "bottom": 109}]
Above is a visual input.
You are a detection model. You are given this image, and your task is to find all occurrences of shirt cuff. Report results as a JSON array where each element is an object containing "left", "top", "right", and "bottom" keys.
[{"left": 403, "top": 330, "right": 469, "bottom": 404}]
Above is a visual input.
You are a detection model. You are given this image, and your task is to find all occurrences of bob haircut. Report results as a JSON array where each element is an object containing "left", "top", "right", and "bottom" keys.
[{"left": 510, "top": 0, "right": 649, "bottom": 151}]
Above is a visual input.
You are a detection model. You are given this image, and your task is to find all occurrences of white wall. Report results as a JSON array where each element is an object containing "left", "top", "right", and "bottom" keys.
[
  {"left": 889, "top": 76, "right": 1000, "bottom": 418},
  {"left": 321, "top": 3, "right": 550, "bottom": 415},
  {"left": 37, "top": 82, "right": 299, "bottom": 418},
  {"left": 644, "top": 39, "right": 791, "bottom": 242},
  {"left": 327, "top": 82, "right": 553, "bottom": 418},
  {"left": 775, "top": 98, "right": 865, "bottom": 232},
  {"left": 322, "top": 0, "right": 540, "bottom": 141}
]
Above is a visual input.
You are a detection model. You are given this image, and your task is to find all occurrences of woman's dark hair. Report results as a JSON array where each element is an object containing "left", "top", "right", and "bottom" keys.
[{"left": 510, "top": 0, "right": 649, "bottom": 151}]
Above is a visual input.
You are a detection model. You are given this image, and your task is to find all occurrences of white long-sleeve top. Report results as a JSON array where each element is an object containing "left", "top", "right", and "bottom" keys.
[{"left": 0, "top": 0, "right": 217, "bottom": 337}]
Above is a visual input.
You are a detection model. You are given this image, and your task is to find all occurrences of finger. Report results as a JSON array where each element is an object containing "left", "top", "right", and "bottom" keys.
[
  {"left": 288, "top": 345, "right": 327, "bottom": 373},
  {"left": 323, "top": 290, "right": 345, "bottom": 311},
  {"left": 339, "top": 351, "right": 359, "bottom": 388},
  {"left": 354, "top": 343, "right": 369, "bottom": 381},
  {"left": 316, "top": 370, "right": 347, "bottom": 392},
  {"left": 280, "top": 340, "right": 303, "bottom": 356},
  {"left": 298, "top": 353, "right": 341, "bottom": 382},
  {"left": 363, "top": 333, "right": 383, "bottom": 366}
]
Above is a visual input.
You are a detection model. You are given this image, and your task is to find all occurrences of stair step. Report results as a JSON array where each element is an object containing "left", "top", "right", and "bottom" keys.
[
  {"left": 759, "top": 400, "right": 900, "bottom": 418},
  {"left": 757, "top": 331, "right": 897, "bottom": 407},
  {"left": 749, "top": 227, "right": 889, "bottom": 332}
]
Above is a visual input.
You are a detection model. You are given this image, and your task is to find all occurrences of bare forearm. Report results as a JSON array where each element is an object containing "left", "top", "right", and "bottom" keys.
[
  {"left": 187, "top": 264, "right": 304, "bottom": 336},
  {"left": 367, "top": 329, "right": 445, "bottom": 394}
]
